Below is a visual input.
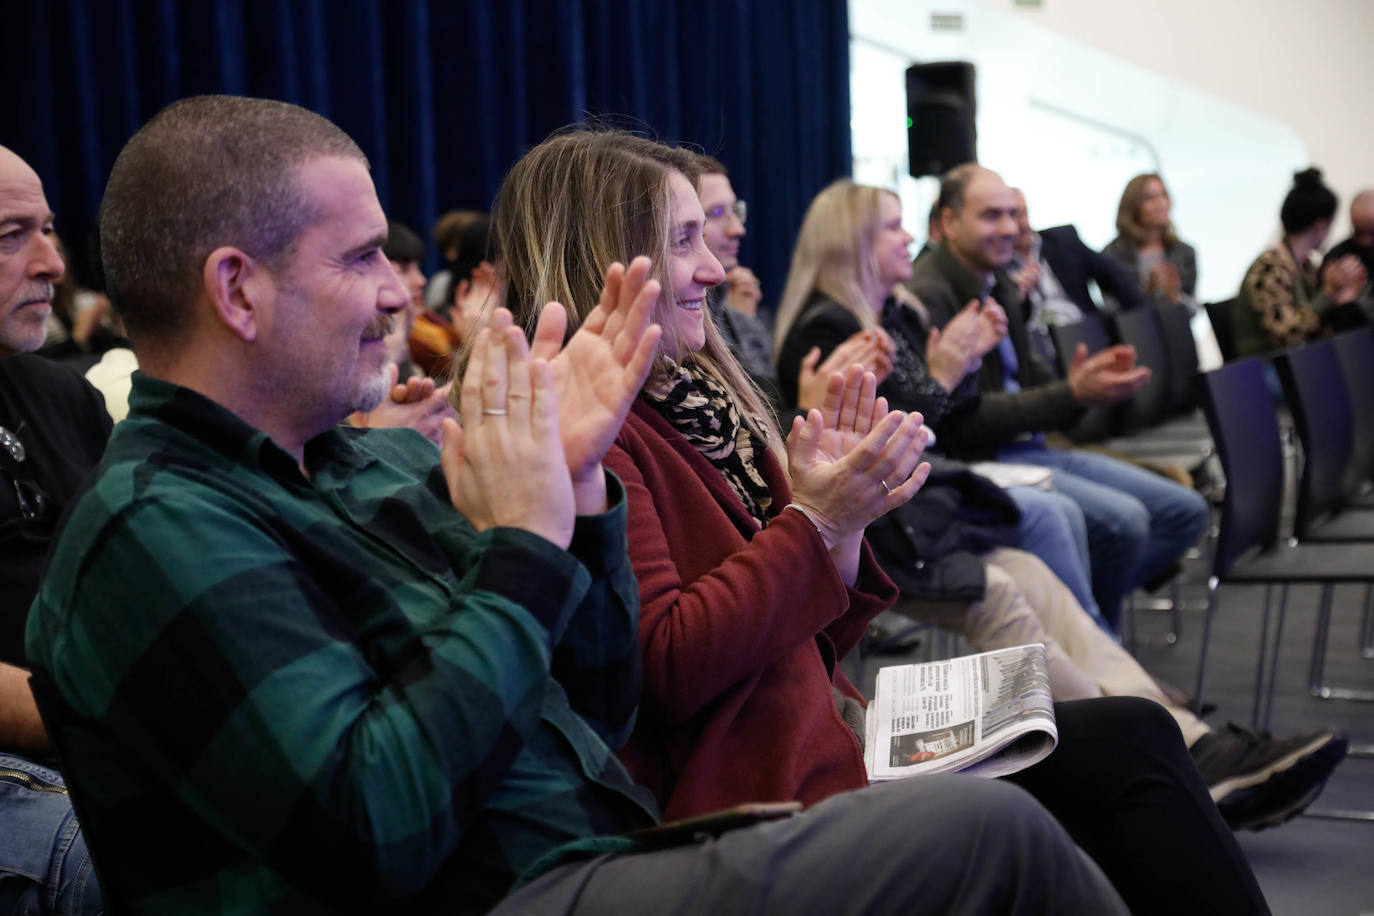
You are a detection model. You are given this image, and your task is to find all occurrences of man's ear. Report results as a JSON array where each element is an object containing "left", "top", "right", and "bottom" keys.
[
  {"left": 939, "top": 206, "right": 957, "bottom": 241},
  {"left": 202, "top": 247, "right": 269, "bottom": 342}
]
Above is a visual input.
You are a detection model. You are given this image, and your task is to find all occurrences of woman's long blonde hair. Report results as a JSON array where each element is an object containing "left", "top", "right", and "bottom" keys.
[
  {"left": 773, "top": 180, "right": 919, "bottom": 356},
  {"left": 1115, "top": 173, "right": 1179, "bottom": 248},
  {"left": 488, "top": 127, "right": 781, "bottom": 449}
]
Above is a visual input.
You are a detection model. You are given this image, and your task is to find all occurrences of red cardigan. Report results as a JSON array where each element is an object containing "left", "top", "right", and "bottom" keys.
[{"left": 607, "top": 400, "right": 899, "bottom": 819}]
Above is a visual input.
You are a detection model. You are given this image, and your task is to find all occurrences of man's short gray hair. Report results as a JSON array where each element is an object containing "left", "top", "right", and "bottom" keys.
[{"left": 99, "top": 95, "right": 366, "bottom": 351}]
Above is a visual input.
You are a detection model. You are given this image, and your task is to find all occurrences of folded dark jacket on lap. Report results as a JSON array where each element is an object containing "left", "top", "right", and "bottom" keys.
[{"left": 864, "top": 462, "right": 1021, "bottom": 602}]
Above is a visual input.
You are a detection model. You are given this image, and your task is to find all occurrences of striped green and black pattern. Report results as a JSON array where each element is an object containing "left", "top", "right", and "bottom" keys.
[{"left": 26, "top": 373, "right": 658, "bottom": 914}]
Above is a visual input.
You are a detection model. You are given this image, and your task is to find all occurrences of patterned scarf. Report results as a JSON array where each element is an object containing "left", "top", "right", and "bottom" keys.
[{"left": 643, "top": 358, "right": 773, "bottom": 528}]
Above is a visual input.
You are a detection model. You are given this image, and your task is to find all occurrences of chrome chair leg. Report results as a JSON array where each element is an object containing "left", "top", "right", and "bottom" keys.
[
  {"left": 1123, "top": 594, "right": 1136, "bottom": 654},
  {"left": 1170, "top": 579, "right": 1183, "bottom": 644},
  {"left": 1193, "top": 577, "right": 1219, "bottom": 716},
  {"left": 1303, "top": 809, "right": 1374, "bottom": 822},
  {"left": 1308, "top": 584, "right": 1333, "bottom": 697},
  {"left": 1310, "top": 584, "right": 1374, "bottom": 702},
  {"left": 1261, "top": 585, "right": 1288, "bottom": 733},
  {"left": 1251, "top": 584, "right": 1274, "bottom": 730},
  {"left": 1361, "top": 584, "right": 1374, "bottom": 659}
]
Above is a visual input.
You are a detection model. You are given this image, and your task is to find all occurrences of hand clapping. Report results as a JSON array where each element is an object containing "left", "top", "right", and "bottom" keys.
[
  {"left": 1323, "top": 254, "right": 1368, "bottom": 304},
  {"left": 440, "top": 310, "right": 574, "bottom": 549},
  {"left": 354, "top": 364, "right": 457, "bottom": 446},
  {"left": 526, "top": 256, "right": 663, "bottom": 514},
  {"left": 724, "top": 265, "right": 763, "bottom": 317},
  {"left": 1146, "top": 261, "right": 1182, "bottom": 302},
  {"left": 787, "top": 365, "right": 932, "bottom": 549},
  {"left": 795, "top": 328, "right": 896, "bottom": 411},
  {"left": 1066, "top": 342, "right": 1151, "bottom": 406},
  {"left": 926, "top": 299, "right": 989, "bottom": 390}
]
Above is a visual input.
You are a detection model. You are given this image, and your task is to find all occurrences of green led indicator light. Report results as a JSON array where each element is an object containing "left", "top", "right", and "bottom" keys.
[{"left": 906, "top": 117, "right": 913, "bottom": 128}]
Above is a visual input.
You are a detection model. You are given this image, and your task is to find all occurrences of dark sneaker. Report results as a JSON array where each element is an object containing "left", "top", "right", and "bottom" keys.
[
  {"left": 1189, "top": 723, "right": 1348, "bottom": 830},
  {"left": 1218, "top": 774, "right": 1330, "bottom": 832}
]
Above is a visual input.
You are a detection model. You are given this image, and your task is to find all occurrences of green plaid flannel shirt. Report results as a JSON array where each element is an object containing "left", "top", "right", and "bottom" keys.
[{"left": 26, "top": 373, "right": 658, "bottom": 914}]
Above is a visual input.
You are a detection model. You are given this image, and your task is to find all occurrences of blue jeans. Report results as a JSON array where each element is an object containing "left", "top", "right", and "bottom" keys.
[
  {"left": 1005, "top": 485, "right": 1110, "bottom": 632},
  {"left": 0, "top": 754, "right": 102, "bottom": 915},
  {"left": 1001, "top": 445, "right": 1210, "bottom": 628}
]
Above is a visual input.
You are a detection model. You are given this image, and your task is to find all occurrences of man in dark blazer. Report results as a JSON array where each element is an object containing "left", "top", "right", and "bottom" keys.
[
  {"left": 1008, "top": 189, "right": 1147, "bottom": 368},
  {"left": 1011, "top": 190, "right": 1147, "bottom": 320}
]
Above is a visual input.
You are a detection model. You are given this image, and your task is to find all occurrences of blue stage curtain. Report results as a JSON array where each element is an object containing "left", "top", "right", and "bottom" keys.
[{"left": 2, "top": 0, "right": 850, "bottom": 314}]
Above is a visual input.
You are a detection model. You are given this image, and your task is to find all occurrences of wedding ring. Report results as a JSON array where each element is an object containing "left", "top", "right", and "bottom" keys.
[
  {"left": 880, "top": 479, "right": 892, "bottom": 494},
  {"left": 483, "top": 408, "right": 508, "bottom": 416}
]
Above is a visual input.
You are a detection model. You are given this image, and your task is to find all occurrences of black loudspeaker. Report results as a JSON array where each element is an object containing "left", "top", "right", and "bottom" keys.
[{"left": 906, "top": 61, "right": 977, "bottom": 178}]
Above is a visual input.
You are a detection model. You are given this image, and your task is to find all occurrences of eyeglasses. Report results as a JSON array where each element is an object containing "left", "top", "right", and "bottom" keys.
[
  {"left": 1, "top": 423, "right": 48, "bottom": 522},
  {"left": 704, "top": 199, "right": 747, "bottom": 225}
]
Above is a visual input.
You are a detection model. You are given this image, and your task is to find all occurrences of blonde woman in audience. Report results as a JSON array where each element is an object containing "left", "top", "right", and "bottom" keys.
[
  {"left": 1103, "top": 173, "right": 1198, "bottom": 310},
  {"left": 487, "top": 126, "right": 1272, "bottom": 915},
  {"left": 771, "top": 180, "right": 1109, "bottom": 631}
]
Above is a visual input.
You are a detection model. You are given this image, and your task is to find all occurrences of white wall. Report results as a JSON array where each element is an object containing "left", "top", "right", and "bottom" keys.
[
  {"left": 999, "top": 0, "right": 1374, "bottom": 244},
  {"left": 850, "top": 0, "right": 1374, "bottom": 303}
]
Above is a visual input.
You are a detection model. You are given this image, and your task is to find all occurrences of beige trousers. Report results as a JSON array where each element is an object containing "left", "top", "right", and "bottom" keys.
[{"left": 897, "top": 547, "right": 1211, "bottom": 747}]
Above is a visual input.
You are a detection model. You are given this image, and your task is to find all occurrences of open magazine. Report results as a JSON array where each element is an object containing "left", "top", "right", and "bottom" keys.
[{"left": 864, "top": 643, "right": 1057, "bottom": 781}]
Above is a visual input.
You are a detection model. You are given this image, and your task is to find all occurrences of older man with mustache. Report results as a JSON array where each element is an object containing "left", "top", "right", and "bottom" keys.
[{"left": 0, "top": 143, "right": 108, "bottom": 913}]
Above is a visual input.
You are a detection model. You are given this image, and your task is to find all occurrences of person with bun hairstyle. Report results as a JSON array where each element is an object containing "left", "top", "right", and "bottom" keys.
[{"left": 1233, "top": 167, "right": 1370, "bottom": 356}]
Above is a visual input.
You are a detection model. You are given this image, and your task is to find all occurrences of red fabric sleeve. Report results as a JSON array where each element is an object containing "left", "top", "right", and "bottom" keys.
[{"left": 605, "top": 439, "right": 854, "bottom": 724}]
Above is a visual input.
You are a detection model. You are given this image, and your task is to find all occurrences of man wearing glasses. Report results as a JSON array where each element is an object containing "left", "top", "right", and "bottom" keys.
[
  {"left": 694, "top": 156, "right": 898, "bottom": 420},
  {"left": 694, "top": 156, "right": 777, "bottom": 387},
  {"left": 0, "top": 144, "right": 108, "bottom": 913}
]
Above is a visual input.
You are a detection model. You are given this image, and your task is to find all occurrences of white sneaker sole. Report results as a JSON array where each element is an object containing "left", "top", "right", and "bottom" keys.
[{"left": 1206, "top": 732, "right": 1335, "bottom": 802}]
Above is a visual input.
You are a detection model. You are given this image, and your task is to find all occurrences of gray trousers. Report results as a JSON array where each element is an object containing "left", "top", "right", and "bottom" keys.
[{"left": 494, "top": 774, "right": 1128, "bottom": 916}]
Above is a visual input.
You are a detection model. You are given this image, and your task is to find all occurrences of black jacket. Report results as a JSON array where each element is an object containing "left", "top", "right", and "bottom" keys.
[
  {"left": 0, "top": 354, "right": 111, "bottom": 667},
  {"left": 1039, "top": 225, "right": 1147, "bottom": 315},
  {"left": 864, "top": 459, "right": 1021, "bottom": 602}
]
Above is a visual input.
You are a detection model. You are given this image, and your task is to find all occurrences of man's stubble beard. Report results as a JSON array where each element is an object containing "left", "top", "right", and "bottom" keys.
[
  {"left": 351, "top": 360, "right": 392, "bottom": 414},
  {"left": 351, "top": 312, "right": 396, "bottom": 413},
  {"left": 0, "top": 280, "right": 57, "bottom": 355}
]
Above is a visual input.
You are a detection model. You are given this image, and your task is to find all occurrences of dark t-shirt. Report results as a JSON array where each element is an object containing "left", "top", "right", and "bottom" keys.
[{"left": 0, "top": 354, "right": 111, "bottom": 666}]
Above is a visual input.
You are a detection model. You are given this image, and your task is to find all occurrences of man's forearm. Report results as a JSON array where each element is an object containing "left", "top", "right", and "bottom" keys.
[
  {"left": 553, "top": 472, "right": 641, "bottom": 747},
  {"left": 0, "top": 662, "right": 51, "bottom": 752}
]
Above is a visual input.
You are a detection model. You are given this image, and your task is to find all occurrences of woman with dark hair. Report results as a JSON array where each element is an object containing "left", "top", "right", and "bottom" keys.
[
  {"left": 436, "top": 210, "right": 501, "bottom": 333},
  {"left": 1102, "top": 173, "right": 1198, "bottom": 310},
  {"left": 378, "top": 219, "right": 465, "bottom": 384},
  {"left": 1232, "top": 167, "right": 1369, "bottom": 356},
  {"left": 488, "top": 127, "right": 1274, "bottom": 915}
]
